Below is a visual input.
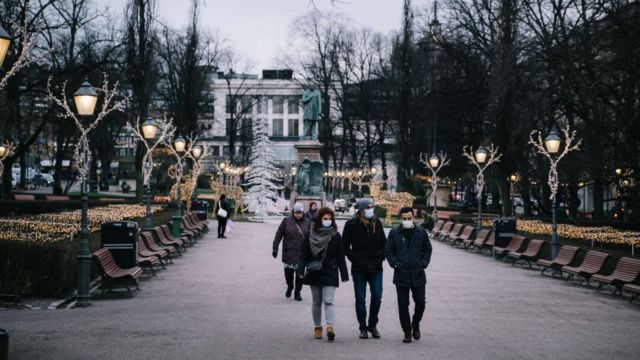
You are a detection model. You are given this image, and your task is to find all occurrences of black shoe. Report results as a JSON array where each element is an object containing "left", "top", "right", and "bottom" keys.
[
  {"left": 294, "top": 293, "right": 302, "bottom": 301},
  {"left": 359, "top": 329, "right": 368, "bottom": 339},
  {"left": 221, "top": 235, "right": 227, "bottom": 238},
  {"left": 368, "top": 326, "right": 381, "bottom": 339},
  {"left": 412, "top": 322, "right": 421, "bottom": 340},
  {"left": 403, "top": 330, "right": 412, "bottom": 343},
  {"left": 285, "top": 287, "right": 293, "bottom": 298}
]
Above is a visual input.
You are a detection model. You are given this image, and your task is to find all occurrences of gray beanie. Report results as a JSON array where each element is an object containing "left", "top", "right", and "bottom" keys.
[
  {"left": 293, "top": 202, "right": 304, "bottom": 212},
  {"left": 355, "top": 198, "right": 373, "bottom": 212}
]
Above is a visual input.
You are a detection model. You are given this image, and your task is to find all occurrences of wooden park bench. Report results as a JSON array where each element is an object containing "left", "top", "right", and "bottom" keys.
[
  {"left": 138, "top": 253, "right": 163, "bottom": 275},
  {"left": 92, "top": 248, "right": 142, "bottom": 295},
  {"left": 137, "top": 236, "right": 170, "bottom": 265},
  {"left": 464, "top": 229, "right": 491, "bottom": 251},
  {"left": 429, "top": 220, "right": 445, "bottom": 238},
  {"left": 189, "top": 213, "right": 209, "bottom": 229},
  {"left": 161, "top": 224, "right": 193, "bottom": 247},
  {"left": 561, "top": 250, "right": 611, "bottom": 286},
  {"left": 449, "top": 225, "right": 475, "bottom": 248},
  {"left": 623, "top": 283, "right": 640, "bottom": 303},
  {"left": 45, "top": 195, "right": 70, "bottom": 201},
  {"left": 184, "top": 215, "right": 206, "bottom": 232},
  {"left": 442, "top": 223, "right": 464, "bottom": 243},
  {"left": 591, "top": 257, "right": 640, "bottom": 296},
  {"left": 152, "top": 226, "right": 185, "bottom": 253},
  {"left": 493, "top": 235, "right": 527, "bottom": 259},
  {"left": 141, "top": 231, "right": 177, "bottom": 259},
  {"left": 434, "top": 221, "right": 454, "bottom": 241},
  {"left": 507, "top": 239, "right": 546, "bottom": 268},
  {"left": 14, "top": 194, "right": 35, "bottom": 200},
  {"left": 537, "top": 245, "right": 581, "bottom": 277}
]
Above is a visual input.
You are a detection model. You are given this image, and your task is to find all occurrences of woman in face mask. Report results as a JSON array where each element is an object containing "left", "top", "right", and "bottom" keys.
[
  {"left": 298, "top": 207, "right": 349, "bottom": 342},
  {"left": 273, "top": 202, "right": 311, "bottom": 301}
]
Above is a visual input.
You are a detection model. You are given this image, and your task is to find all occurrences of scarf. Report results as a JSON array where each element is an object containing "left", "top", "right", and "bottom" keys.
[
  {"left": 358, "top": 213, "right": 376, "bottom": 235},
  {"left": 309, "top": 227, "right": 336, "bottom": 257}
]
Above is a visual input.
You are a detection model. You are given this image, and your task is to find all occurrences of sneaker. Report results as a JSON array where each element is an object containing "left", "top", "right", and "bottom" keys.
[
  {"left": 285, "top": 287, "right": 293, "bottom": 298},
  {"left": 326, "top": 326, "right": 335, "bottom": 342},
  {"left": 359, "top": 329, "right": 368, "bottom": 339},
  {"left": 403, "top": 330, "right": 412, "bottom": 343},
  {"left": 412, "top": 322, "right": 421, "bottom": 340},
  {"left": 313, "top": 326, "right": 323, "bottom": 339},
  {"left": 368, "top": 326, "right": 381, "bottom": 339}
]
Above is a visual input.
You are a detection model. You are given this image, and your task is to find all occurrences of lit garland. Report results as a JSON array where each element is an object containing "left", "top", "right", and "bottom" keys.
[
  {"left": 479, "top": 219, "right": 640, "bottom": 246},
  {"left": 0, "top": 204, "right": 163, "bottom": 243}
]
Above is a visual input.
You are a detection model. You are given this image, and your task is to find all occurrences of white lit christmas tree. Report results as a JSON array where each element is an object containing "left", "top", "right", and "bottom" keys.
[{"left": 244, "top": 97, "right": 282, "bottom": 221}]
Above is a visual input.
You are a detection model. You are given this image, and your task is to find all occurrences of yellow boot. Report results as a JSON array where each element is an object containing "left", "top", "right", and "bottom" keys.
[
  {"left": 326, "top": 326, "right": 335, "bottom": 342},
  {"left": 313, "top": 326, "right": 323, "bottom": 339}
]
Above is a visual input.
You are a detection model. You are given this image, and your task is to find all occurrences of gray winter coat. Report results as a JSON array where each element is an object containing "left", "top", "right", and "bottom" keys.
[{"left": 273, "top": 216, "right": 311, "bottom": 264}]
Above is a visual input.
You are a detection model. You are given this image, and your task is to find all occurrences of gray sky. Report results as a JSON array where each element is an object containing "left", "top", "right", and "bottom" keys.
[{"left": 107, "top": 0, "right": 433, "bottom": 74}]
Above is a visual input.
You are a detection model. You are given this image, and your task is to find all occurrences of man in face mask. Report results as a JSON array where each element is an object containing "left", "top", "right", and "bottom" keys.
[
  {"left": 342, "top": 198, "right": 387, "bottom": 339},
  {"left": 385, "top": 207, "right": 433, "bottom": 343}
]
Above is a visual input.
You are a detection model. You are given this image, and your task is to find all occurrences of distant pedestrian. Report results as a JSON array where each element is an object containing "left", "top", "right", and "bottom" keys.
[
  {"left": 273, "top": 202, "right": 310, "bottom": 301},
  {"left": 215, "top": 194, "right": 231, "bottom": 238},
  {"left": 305, "top": 201, "right": 318, "bottom": 222},
  {"left": 385, "top": 207, "right": 433, "bottom": 343},
  {"left": 342, "top": 198, "right": 386, "bottom": 339},
  {"left": 298, "top": 207, "right": 349, "bottom": 342}
]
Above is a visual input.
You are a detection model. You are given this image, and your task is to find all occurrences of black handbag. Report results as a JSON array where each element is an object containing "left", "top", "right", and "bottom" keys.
[{"left": 306, "top": 250, "right": 326, "bottom": 273}]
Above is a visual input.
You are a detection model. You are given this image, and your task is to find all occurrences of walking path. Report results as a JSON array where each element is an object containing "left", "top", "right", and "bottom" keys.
[{"left": 1, "top": 220, "right": 639, "bottom": 360}]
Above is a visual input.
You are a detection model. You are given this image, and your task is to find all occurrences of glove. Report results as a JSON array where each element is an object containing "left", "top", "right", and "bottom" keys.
[{"left": 272, "top": 251, "right": 277, "bottom": 258}]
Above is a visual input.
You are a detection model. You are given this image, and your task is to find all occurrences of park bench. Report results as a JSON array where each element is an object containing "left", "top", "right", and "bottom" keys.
[
  {"left": 493, "top": 235, "right": 527, "bottom": 259},
  {"left": 137, "top": 236, "right": 169, "bottom": 265},
  {"left": 561, "top": 250, "right": 611, "bottom": 286},
  {"left": 161, "top": 224, "right": 193, "bottom": 247},
  {"left": 434, "top": 221, "right": 454, "bottom": 241},
  {"left": 442, "top": 223, "right": 464, "bottom": 243},
  {"left": 138, "top": 254, "right": 163, "bottom": 275},
  {"left": 45, "top": 195, "right": 70, "bottom": 201},
  {"left": 464, "top": 229, "right": 491, "bottom": 251},
  {"left": 189, "top": 213, "right": 209, "bottom": 229},
  {"left": 537, "top": 245, "right": 581, "bottom": 277},
  {"left": 449, "top": 225, "right": 475, "bottom": 247},
  {"left": 591, "top": 257, "right": 640, "bottom": 295},
  {"left": 623, "top": 283, "right": 640, "bottom": 303},
  {"left": 92, "top": 248, "right": 142, "bottom": 295},
  {"left": 152, "top": 226, "right": 184, "bottom": 253},
  {"left": 184, "top": 215, "right": 206, "bottom": 232},
  {"left": 14, "top": 194, "right": 35, "bottom": 200},
  {"left": 507, "top": 239, "right": 546, "bottom": 268},
  {"left": 429, "top": 220, "right": 445, "bottom": 238},
  {"left": 141, "top": 231, "right": 177, "bottom": 259}
]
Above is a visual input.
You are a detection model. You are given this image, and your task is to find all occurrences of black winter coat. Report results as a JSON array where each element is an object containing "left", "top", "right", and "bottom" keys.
[
  {"left": 342, "top": 217, "right": 387, "bottom": 274},
  {"left": 297, "top": 232, "right": 349, "bottom": 287},
  {"left": 273, "top": 216, "right": 311, "bottom": 264},
  {"left": 385, "top": 225, "right": 433, "bottom": 287},
  {"left": 215, "top": 199, "right": 231, "bottom": 219}
]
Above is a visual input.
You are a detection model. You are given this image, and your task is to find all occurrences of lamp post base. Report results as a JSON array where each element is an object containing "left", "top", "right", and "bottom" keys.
[{"left": 171, "top": 215, "right": 182, "bottom": 238}]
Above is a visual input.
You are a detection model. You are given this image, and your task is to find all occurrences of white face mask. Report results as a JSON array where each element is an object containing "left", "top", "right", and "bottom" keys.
[
  {"left": 364, "top": 208, "right": 375, "bottom": 219},
  {"left": 402, "top": 220, "right": 415, "bottom": 229},
  {"left": 322, "top": 220, "right": 333, "bottom": 228}
]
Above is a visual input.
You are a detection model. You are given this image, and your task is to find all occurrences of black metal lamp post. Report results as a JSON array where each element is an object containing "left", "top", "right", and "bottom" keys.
[
  {"left": 72, "top": 79, "right": 98, "bottom": 307},
  {"left": 141, "top": 117, "right": 158, "bottom": 231},
  {"left": 544, "top": 129, "right": 562, "bottom": 258},
  {"left": 474, "top": 146, "right": 487, "bottom": 233},
  {"left": 171, "top": 136, "right": 186, "bottom": 237}
]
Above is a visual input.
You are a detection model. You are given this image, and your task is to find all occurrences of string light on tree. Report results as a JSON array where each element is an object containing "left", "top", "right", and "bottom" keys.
[
  {"left": 419, "top": 151, "right": 450, "bottom": 221},
  {"left": 462, "top": 144, "right": 502, "bottom": 237}
]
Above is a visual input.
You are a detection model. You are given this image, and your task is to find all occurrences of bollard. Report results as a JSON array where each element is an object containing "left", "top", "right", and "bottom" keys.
[{"left": 0, "top": 328, "right": 8, "bottom": 360}]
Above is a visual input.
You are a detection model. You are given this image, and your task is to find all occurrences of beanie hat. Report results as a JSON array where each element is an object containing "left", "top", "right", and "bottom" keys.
[
  {"left": 355, "top": 198, "right": 373, "bottom": 212},
  {"left": 293, "top": 202, "right": 304, "bottom": 212}
]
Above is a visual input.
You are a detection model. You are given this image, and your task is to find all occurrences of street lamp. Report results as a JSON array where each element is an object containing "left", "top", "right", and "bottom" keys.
[
  {"left": 142, "top": 118, "right": 158, "bottom": 231},
  {"left": 509, "top": 173, "right": 519, "bottom": 217},
  {"left": 463, "top": 144, "right": 502, "bottom": 237},
  {"left": 73, "top": 79, "right": 98, "bottom": 116},
  {"left": 529, "top": 126, "right": 581, "bottom": 259},
  {"left": 141, "top": 117, "right": 158, "bottom": 139},
  {"left": 420, "top": 152, "right": 450, "bottom": 221},
  {"left": 174, "top": 136, "right": 186, "bottom": 153},
  {"left": 291, "top": 165, "right": 297, "bottom": 191},
  {"left": 192, "top": 145, "right": 203, "bottom": 160},
  {"left": 0, "top": 25, "right": 10, "bottom": 68}
]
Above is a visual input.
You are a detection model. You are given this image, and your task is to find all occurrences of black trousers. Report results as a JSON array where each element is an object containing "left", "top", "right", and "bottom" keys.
[
  {"left": 396, "top": 284, "right": 426, "bottom": 332},
  {"left": 217, "top": 216, "right": 228, "bottom": 236},
  {"left": 284, "top": 268, "right": 303, "bottom": 294}
]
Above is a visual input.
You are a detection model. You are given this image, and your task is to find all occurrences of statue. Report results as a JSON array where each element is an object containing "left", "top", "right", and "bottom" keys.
[
  {"left": 302, "top": 87, "right": 322, "bottom": 139},
  {"left": 297, "top": 158, "right": 311, "bottom": 195}
]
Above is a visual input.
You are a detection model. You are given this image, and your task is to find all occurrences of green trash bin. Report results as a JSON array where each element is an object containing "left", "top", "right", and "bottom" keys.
[{"left": 0, "top": 328, "right": 8, "bottom": 360}]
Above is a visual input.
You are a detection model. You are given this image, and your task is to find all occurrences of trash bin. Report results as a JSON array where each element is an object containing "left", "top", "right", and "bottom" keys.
[
  {"left": 191, "top": 200, "right": 209, "bottom": 221},
  {"left": 0, "top": 328, "right": 8, "bottom": 360},
  {"left": 101, "top": 221, "right": 139, "bottom": 268},
  {"left": 493, "top": 218, "right": 517, "bottom": 248}
]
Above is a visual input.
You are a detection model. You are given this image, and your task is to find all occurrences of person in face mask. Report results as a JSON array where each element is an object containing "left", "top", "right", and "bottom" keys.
[
  {"left": 273, "top": 202, "right": 311, "bottom": 301},
  {"left": 342, "top": 198, "right": 387, "bottom": 339},
  {"left": 298, "top": 207, "right": 349, "bottom": 342},
  {"left": 305, "top": 201, "right": 318, "bottom": 222},
  {"left": 385, "top": 207, "right": 433, "bottom": 343}
]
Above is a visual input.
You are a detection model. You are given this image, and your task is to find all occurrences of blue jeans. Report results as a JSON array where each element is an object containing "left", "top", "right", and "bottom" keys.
[{"left": 352, "top": 271, "right": 383, "bottom": 331}]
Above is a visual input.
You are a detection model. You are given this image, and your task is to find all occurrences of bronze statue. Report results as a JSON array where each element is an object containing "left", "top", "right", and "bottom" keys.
[{"left": 302, "top": 87, "right": 322, "bottom": 139}]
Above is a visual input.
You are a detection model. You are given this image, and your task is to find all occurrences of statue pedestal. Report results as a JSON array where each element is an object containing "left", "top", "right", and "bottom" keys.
[
  {"left": 291, "top": 191, "right": 330, "bottom": 213},
  {"left": 291, "top": 140, "right": 328, "bottom": 210},
  {"left": 295, "top": 140, "right": 322, "bottom": 162}
]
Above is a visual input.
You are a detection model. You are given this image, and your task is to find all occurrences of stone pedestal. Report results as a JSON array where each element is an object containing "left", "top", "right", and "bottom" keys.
[
  {"left": 295, "top": 140, "right": 323, "bottom": 162},
  {"left": 290, "top": 140, "right": 327, "bottom": 210}
]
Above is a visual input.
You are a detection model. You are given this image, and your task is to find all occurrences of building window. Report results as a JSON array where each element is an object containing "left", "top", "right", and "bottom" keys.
[
  {"left": 240, "top": 117, "right": 252, "bottom": 138},
  {"left": 207, "top": 124, "right": 212, "bottom": 130},
  {"left": 272, "top": 118, "right": 283, "bottom": 137},
  {"left": 288, "top": 118, "right": 299, "bottom": 137},
  {"left": 288, "top": 96, "right": 299, "bottom": 114},
  {"left": 225, "top": 118, "right": 231, "bottom": 136},
  {"left": 272, "top": 96, "right": 284, "bottom": 114},
  {"left": 257, "top": 97, "right": 266, "bottom": 114},
  {"left": 213, "top": 146, "right": 220, "bottom": 156},
  {"left": 240, "top": 96, "right": 254, "bottom": 114},
  {"left": 225, "top": 95, "right": 233, "bottom": 113},
  {"left": 223, "top": 146, "right": 229, "bottom": 156}
]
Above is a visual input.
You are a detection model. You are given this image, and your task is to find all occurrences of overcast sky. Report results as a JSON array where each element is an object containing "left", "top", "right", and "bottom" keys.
[{"left": 107, "top": 0, "right": 433, "bottom": 74}]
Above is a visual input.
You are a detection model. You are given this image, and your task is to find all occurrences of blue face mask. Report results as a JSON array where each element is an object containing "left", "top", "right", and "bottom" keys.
[
  {"left": 364, "top": 208, "right": 375, "bottom": 219},
  {"left": 322, "top": 220, "right": 332, "bottom": 228}
]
